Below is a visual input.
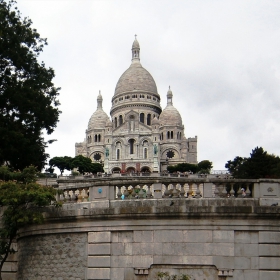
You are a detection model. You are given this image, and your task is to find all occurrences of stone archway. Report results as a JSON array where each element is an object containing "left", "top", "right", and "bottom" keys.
[
  {"left": 126, "top": 167, "right": 136, "bottom": 173},
  {"left": 141, "top": 166, "right": 151, "bottom": 173},
  {"left": 111, "top": 167, "right": 121, "bottom": 173}
]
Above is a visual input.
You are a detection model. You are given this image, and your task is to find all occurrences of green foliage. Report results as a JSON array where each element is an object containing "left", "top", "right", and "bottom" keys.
[
  {"left": 197, "top": 160, "right": 213, "bottom": 174},
  {"left": 0, "top": 165, "right": 37, "bottom": 183},
  {"left": 167, "top": 160, "right": 212, "bottom": 174},
  {"left": 71, "top": 155, "right": 103, "bottom": 174},
  {"left": 0, "top": 180, "right": 58, "bottom": 276},
  {"left": 225, "top": 147, "right": 280, "bottom": 179},
  {"left": 0, "top": 0, "right": 60, "bottom": 170},
  {"left": 48, "top": 155, "right": 104, "bottom": 175},
  {"left": 49, "top": 156, "right": 73, "bottom": 175}
]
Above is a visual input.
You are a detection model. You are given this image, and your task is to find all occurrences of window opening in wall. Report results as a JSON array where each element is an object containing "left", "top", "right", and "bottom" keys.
[
  {"left": 147, "top": 114, "right": 151, "bottom": 125},
  {"left": 171, "top": 131, "right": 173, "bottom": 139},
  {"left": 114, "top": 117, "right": 117, "bottom": 128},
  {"left": 93, "top": 153, "right": 101, "bottom": 161},
  {"left": 98, "top": 134, "right": 101, "bottom": 142},
  {"left": 119, "top": 115, "right": 123, "bottom": 125},
  {"left": 140, "top": 113, "right": 144, "bottom": 123},
  {"left": 166, "top": 150, "right": 175, "bottom": 158},
  {"left": 117, "top": 149, "right": 120, "bottom": 160},
  {"left": 155, "top": 137, "right": 156, "bottom": 141},
  {"left": 167, "top": 131, "right": 170, "bottom": 139},
  {"left": 129, "top": 139, "right": 135, "bottom": 154},
  {"left": 144, "top": 148, "right": 147, "bottom": 159},
  {"left": 95, "top": 135, "right": 97, "bottom": 142}
]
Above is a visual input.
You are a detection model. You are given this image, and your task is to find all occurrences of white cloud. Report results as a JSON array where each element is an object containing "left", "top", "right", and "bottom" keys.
[{"left": 17, "top": 0, "right": 280, "bottom": 170}]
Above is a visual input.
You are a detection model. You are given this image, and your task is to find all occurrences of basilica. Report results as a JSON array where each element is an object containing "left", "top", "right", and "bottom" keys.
[{"left": 75, "top": 37, "right": 197, "bottom": 173}]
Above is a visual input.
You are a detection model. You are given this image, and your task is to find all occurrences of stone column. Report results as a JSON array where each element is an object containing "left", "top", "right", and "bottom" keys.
[{"left": 88, "top": 231, "right": 111, "bottom": 280}]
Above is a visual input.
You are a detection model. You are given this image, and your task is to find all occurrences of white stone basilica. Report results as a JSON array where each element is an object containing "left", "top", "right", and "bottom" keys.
[{"left": 75, "top": 37, "right": 197, "bottom": 173}]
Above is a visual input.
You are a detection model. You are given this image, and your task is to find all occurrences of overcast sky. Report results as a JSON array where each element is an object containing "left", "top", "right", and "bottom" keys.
[{"left": 17, "top": 0, "right": 280, "bottom": 171}]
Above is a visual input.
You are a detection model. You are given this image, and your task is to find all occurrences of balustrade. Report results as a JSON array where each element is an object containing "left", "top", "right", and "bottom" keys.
[{"left": 55, "top": 177, "right": 274, "bottom": 205}]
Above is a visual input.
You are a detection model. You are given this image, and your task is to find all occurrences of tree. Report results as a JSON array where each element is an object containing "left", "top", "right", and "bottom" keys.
[
  {"left": 0, "top": 168, "right": 58, "bottom": 279},
  {"left": 197, "top": 160, "right": 213, "bottom": 174},
  {"left": 168, "top": 162, "right": 198, "bottom": 173},
  {"left": 225, "top": 147, "right": 280, "bottom": 179},
  {"left": 167, "top": 160, "right": 212, "bottom": 174},
  {"left": 71, "top": 155, "right": 103, "bottom": 174},
  {"left": 49, "top": 156, "right": 73, "bottom": 175},
  {"left": 0, "top": 0, "right": 60, "bottom": 170}
]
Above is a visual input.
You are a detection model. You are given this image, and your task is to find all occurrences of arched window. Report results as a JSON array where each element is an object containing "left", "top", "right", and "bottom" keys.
[
  {"left": 144, "top": 148, "right": 147, "bottom": 159},
  {"left": 171, "top": 131, "right": 173, "bottom": 139},
  {"left": 98, "top": 134, "right": 101, "bottom": 142},
  {"left": 147, "top": 114, "right": 151, "bottom": 125},
  {"left": 180, "top": 132, "right": 182, "bottom": 139},
  {"left": 117, "top": 149, "right": 120, "bottom": 160},
  {"left": 119, "top": 115, "right": 123, "bottom": 125},
  {"left": 129, "top": 139, "right": 135, "bottom": 154},
  {"left": 167, "top": 131, "right": 170, "bottom": 139},
  {"left": 114, "top": 117, "right": 117, "bottom": 128},
  {"left": 95, "top": 135, "right": 97, "bottom": 142},
  {"left": 140, "top": 113, "right": 144, "bottom": 123}
]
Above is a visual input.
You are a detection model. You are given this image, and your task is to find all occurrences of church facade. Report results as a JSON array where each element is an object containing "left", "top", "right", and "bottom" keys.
[{"left": 75, "top": 37, "right": 197, "bottom": 173}]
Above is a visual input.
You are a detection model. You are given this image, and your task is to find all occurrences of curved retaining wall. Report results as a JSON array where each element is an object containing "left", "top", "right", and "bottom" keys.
[{"left": 16, "top": 199, "right": 280, "bottom": 280}]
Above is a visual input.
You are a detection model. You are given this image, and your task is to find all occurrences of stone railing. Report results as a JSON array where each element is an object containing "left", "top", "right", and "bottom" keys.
[{"left": 54, "top": 176, "right": 280, "bottom": 207}]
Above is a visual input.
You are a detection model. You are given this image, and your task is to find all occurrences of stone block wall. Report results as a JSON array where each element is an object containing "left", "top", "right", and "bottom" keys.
[
  {"left": 83, "top": 229, "right": 280, "bottom": 280},
  {"left": 13, "top": 199, "right": 280, "bottom": 280},
  {"left": 17, "top": 233, "right": 87, "bottom": 280}
]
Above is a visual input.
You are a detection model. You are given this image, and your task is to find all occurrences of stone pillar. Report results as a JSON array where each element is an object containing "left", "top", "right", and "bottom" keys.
[
  {"left": 88, "top": 231, "right": 111, "bottom": 280},
  {"left": 153, "top": 183, "right": 162, "bottom": 199}
]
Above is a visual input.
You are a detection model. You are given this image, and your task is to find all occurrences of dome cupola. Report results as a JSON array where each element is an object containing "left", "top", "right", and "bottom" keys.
[
  {"left": 88, "top": 91, "right": 110, "bottom": 130},
  {"left": 131, "top": 34, "right": 140, "bottom": 63},
  {"left": 159, "top": 87, "right": 182, "bottom": 126},
  {"left": 111, "top": 36, "right": 162, "bottom": 117}
]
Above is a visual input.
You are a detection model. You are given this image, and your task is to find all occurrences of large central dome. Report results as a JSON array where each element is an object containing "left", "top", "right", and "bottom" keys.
[
  {"left": 114, "top": 63, "right": 158, "bottom": 95},
  {"left": 113, "top": 37, "right": 158, "bottom": 97}
]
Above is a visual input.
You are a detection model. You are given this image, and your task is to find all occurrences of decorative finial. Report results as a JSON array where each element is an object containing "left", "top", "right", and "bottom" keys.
[
  {"left": 97, "top": 90, "right": 103, "bottom": 108},
  {"left": 135, "top": 34, "right": 137, "bottom": 40}
]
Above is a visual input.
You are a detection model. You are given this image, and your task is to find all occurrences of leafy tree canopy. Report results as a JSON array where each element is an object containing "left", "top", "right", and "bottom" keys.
[
  {"left": 0, "top": 165, "right": 58, "bottom": 279},
  {"left": 49, "top": 156, "right": 72, "bottom": 175},
  {"left": 0, "top": 165, "right": 37, "bottom": 183},
  {"left": 167, "top": 160, "right": 213, "bottom": 174},
  {"left": 48, "top": 155, "right": 104, "bottom": 175},
  {"left": 225, "top": 147, "right": 280, "bottom": 179},
  {"left": 0, "top": 0, "right": 60, "bottom": 170}
]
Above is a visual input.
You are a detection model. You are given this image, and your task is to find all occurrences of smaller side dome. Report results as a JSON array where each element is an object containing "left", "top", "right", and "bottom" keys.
[
  {"left": 88, "top": 92, "right": 110, "bottom": 130},
  {"left": 159, "top": 87, "right": 182, "bottom": 126}
]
